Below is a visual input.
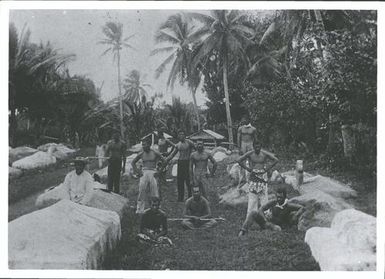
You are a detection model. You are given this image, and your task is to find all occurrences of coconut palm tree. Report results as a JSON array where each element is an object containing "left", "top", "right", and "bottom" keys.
[
  {"left": 187, "top": 10, "right": 254, "bottom": 146},
  {"left": 151, "top": 13, "right": 202, "bottom": 131},
  {"left": 99, "top": 21, "right": 135, "bottom": 139},
  {"left": 122, "top": 70, "right": 152, "bottom": 105},
  {"left": 9, "top": 23, "right": 74, "bottom": 146}
]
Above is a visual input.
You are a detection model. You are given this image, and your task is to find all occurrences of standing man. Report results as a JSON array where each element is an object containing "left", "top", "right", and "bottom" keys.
[
  {"left": 132, "top": 138, "right": 166, "bottom": 214},
  {"left": 157, "top": 130, "right": 176, "bottom": 193},
  {"left": 106, "top": 132, "right": 126, "bottom": 194},
  {"left": 190, "top": 140, "right": 217, "bottom": 199},
  {"left": 157, "top": 130, "right": 175, "bottom": 157},
  {"left": 62, "top": 157, "right": 94, "bottom": 205},
  {"left": 167, "top": 130, "right": 195, "bottom": 202},
  {"left": 237, "top": 116, "right": 257, "bottom": 155},
  {"left": 181, "top": 186, "right": 217, "bottom": 230},
  {"left": 239, "top": 187, "right": 304, "bottom": 236},
  {"left": 237, "top": 139, "right": 279, "bottom": 215}
]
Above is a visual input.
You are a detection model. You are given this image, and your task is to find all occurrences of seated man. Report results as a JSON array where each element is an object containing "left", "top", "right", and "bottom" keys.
[
  {"left": 137, "top": 197, "right": 172, "bottom": 246},
  {"left": 182, "top": 186, "right": 217, "bottom": 230},
  {"left": 239, "top": 187, "right": 304, "bottom": 236},
  {"left": 63, "top": 157, "right": 94, "bottom": 205}
]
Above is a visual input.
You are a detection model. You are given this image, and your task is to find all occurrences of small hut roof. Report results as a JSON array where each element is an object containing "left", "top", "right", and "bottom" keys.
[
  {"left": 141, "top": 131, "right": 173, "bottom": 140},
  {"left": 188, "top": 129, "right": 225, "bottom": 140}
]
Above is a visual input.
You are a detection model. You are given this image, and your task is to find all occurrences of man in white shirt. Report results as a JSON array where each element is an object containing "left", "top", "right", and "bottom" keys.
[{"left": 63, "top": 157, "right": 94, "bottom": 205}]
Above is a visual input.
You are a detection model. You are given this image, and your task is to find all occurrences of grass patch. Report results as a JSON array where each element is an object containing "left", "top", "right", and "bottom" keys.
[{"left": 103, "top": 156, "right": 320, "bottom": 271}]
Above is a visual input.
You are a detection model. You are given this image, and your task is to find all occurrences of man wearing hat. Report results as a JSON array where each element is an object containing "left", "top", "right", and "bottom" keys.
[{"left": 62, "top": 157, "right": 94, "bottom": 205}]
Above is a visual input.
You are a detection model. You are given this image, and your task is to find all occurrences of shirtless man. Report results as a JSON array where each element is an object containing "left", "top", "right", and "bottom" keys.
[
  {"left": 237, "top": 117, "right": 257, "bottom": 155},
  {"left": 156, "top": 130, "right": 176, "bottom": 193},
  {"left": 132, "top": 138, "right": 166, "bottom": 214},
  {"left": 167, "top": 131, "right": 195, "bottom": 201},
  {"left": 190, "top": 140, "right": 217, "bottom": 199},
  {"left": 157, "top": 130, "right": 175, "bottom": 157},
  {"left": 106, "top": 133, "right": 127, "bottom": 194},
  {"left": 239, "top": 187, "right": 304, "bottom": 236},
  {"left": 237, "top": 139, "right": 279, "bottom": 215}
]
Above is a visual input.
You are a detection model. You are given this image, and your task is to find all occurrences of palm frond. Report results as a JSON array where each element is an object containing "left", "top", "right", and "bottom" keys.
[
  {"left": 167, "top": 54, "right": 183, "bottom": 90},
  {"left": 100, "top": 47, "right": 113, "bottom": 57},
  {"left": 185, "top": 12, "right": 215, "bottom": 26},
  {"left": 260, "top": 21, "right": 277, "bottom": 46},
  {"left": 192, "top": 32, "right": 221, "bottom": 67},
  {"left": 186, "top": 27, "right": 211, "bottom": 44},
  {"left": 150, "top": 46, "right": 176, "bottom": 56},
  {"left": 154, "top": 52, "right": 176, "bottom": 79},
  {"left": 154, "top": 29, "right": 181, "bottom": 44}
]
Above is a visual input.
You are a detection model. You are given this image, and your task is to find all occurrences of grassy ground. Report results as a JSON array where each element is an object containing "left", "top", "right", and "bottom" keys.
[
  {"left": 104, "top": 154, "right": 320, "bottom": 270},
  {"left": 8, "top": 147, "right": 376, "bottom": 270}
]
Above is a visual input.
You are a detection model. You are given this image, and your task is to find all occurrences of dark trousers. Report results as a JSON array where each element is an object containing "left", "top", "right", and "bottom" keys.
[
  {"left": 108, "top": 159, "right": 122, "bottom": 193},
  {"left": 177, "top": 160, "right": 191, "bottom": 201}
]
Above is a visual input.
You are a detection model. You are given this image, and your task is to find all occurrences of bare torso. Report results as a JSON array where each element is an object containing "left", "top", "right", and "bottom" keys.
[
  {"left": 239, "top": 126, "right": 256, "bottom": 145},
  {"left": 141, "top": 150, "right": 159, "bottom": 170},
  {"left": 191, "top": 151, "right": 210, "bottom": 173},
  {"left": 246, "top": 150, "right": 268, "bottom": 170},
  {"left": 177, "top": 140, "right": 194, "bottom": 160}
]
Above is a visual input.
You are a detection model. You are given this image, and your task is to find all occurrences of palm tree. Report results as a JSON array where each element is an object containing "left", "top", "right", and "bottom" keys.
[
  {"left": 151, "top": 13, "right": 202, "bottom": 131},
  {"left": 9, "top": 23, "right": 74, "bottom": 146},
  {"left": 122, "top": 70, "right": 151, "bottom": 105},
  {"left": 188, "top": 10, "right": 254, "bottom": 146},
  {"left": 99, "top": 21, "right": 135, "bottom": 139}
]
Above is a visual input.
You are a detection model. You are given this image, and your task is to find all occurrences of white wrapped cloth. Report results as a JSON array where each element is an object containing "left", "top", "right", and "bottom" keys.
[
  {"left": 305, "top": 209, "right": 376, "bottom": 271},
  {"left": 9, "top": 146, "right": 38, "bottom": 165},
  {"left": 9, "top": 200, "right": 121, "bottom": 269},
  {"left": 12, "top": 151, "right": 56, "bottom": 170}
]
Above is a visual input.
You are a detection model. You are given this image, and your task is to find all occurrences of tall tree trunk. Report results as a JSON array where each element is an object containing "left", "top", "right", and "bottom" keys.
[
  {"left": 327, "top": 113, "right": 336, "bottom": 155},
  {"left": 223, "top": 52, "right": 234, "bottom": 147},
  {"left": 117, "top": 49, "right": 124, "bottom": 139},
  {"left": 9, "top": 108, "right": 17, "bottom": 147},
  {"left": 191, "top": 89, "right": 201, "bottom": 131}
]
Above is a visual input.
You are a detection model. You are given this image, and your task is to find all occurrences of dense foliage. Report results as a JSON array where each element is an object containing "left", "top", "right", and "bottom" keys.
[{"left": 9, "top": 10, "right": 377, "bottom": 174}]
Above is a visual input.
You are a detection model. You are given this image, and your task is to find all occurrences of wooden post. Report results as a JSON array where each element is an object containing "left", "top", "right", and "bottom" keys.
[{"left": 296, "top": 160, "right": 304, "bottom": 190}]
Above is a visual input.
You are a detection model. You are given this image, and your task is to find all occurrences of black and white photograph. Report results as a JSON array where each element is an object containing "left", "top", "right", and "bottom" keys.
[{"left": 2, "top": 1, "right": 381, "bottom": 275}]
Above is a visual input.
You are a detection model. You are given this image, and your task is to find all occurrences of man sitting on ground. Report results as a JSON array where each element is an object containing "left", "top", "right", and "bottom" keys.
[
  {"left": 137, "top": 197, "right": 172, "bottom": 246},
  {"left": 239, "top": 187, "right": 304, "bottom": 236},
  {"left": 182, "top": 186, "right": 217, "bottom": 230},
  {"left": 63, "top": 157, "right": 94, "bottom": 205}
]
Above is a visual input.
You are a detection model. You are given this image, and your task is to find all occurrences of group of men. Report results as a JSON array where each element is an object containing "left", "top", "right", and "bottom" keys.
[
  {"left": 61, "top": 117, "right": 304, "bottom": 245},
  {"left": 132, "top": 130, "right": 219, "bottom": 244}
]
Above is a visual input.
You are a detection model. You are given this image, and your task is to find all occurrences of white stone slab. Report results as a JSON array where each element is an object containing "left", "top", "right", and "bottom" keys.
[
  {"left": 9, "top": 200, "right": 121, "bottom": 269},
  {"left": 9, "top": 167, "right": 22, "bottom": 180},
  {"left": 305, "top": 209, "right": 376, "bottom": 271},
  {"left": 35, "top": 183, "right": 128, "bottom": 218},
  {"left": 283, "top": 171, "right": 357, "bottom": 198},
  {"left": 12, "top": 151, "right": 56, "bottom": 170},
  {"left": 9, "top": 146, "right": 38, "bottom": 165},
  {"left": 290, "top": 189, "right": 352, "bottom": 231},
  {"left": 213, "top": 151, "right": 228, "bottom": 162}
]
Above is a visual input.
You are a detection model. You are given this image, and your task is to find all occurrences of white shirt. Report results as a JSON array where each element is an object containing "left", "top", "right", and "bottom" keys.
[{"left": 63, "top": 170, "right": 94, "bottom": 204}]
